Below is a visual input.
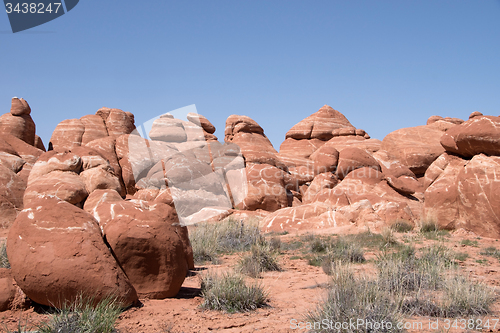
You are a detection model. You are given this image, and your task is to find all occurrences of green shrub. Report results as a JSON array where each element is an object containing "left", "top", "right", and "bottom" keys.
[
  {"left": 238, "top": 244, "right": 281, "bottom": 278},
  {"left": 0, "top": 240, "right": 9, "bottom": 269},
  {"left": 189, "top": 218, "right": 262, "bottom": 264},
  {"left": 37, "top": 295, "right": 122, "bottom": 333},
  {"left": 200, "top": 271, "right": 268, "bottom": 313}
]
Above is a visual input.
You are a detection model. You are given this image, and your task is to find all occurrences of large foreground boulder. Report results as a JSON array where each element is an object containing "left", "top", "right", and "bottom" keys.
[
  {"left": 84, "top": 190, "right": 193, "bottom": 298},
  {"left": 7, "top": 197, "right": 138, "bottom": 308}
]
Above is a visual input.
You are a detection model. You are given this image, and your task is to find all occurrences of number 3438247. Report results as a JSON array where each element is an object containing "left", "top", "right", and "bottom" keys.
[{"left": 5, "top": 3, "right": 62, "bottom": 14}]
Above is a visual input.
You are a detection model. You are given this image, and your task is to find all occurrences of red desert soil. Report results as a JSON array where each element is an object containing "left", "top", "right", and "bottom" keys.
[{"left": 2, "top": 228, "right": 500, "bottom": 333}]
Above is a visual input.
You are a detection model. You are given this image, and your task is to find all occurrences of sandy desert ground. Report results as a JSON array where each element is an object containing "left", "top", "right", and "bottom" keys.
[{"left": 3, "top": 227, "right": 500, "bottom": 333}]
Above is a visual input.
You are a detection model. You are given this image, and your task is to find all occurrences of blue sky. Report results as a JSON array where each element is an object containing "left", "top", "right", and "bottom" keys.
[{"left": 1, "top": 1, "right": 499, "bottom": 149}]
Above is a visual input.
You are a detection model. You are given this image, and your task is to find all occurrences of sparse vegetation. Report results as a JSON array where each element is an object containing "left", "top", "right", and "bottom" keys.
[
  {"left": 420, "top": 219, "right": 439, "bottom": 233},
  {"left": 344, "top": 230, "right": 391, "bottom": 249},
  {"left": 200, "top": 271, "right": 268, "bottom": 313},
  {"left": 307, "top": 236, "right": 365, "bottom": 273},
  {"left": 419, "top": 220, "right": 450, "bottom": 240},
  {"left": 381, "top": 227, "right": 398, "bottom": 246},
  {"left": 1, "top": 316, "right": 33, "bottom": 333},
  {"left": 454, "top": 252, "right": 469, "bottom": 262},
  {"left": 481, "top": 246, "right": 500, "bottom": 260},
  {"left": 307, "top": 263, "right": 404, "bottom": 332},
  {"left": 443, "top": 274, "right": 495, "bottom": 317},
  {"left": 267, "top": 236, "right": 281, "bottom": 252},
  {"left": 189, "top": 217, "right": 262, "bottom": 264},
  {"left": 390, "top": 220, "right": 414, "bottom": 233},
  {"left": 37, "top": 294, "right": 122, "bottom": 333},
  {"left": 308, "top": 239, "right": 496, "bottom": 328},
  {"left": 460, "top": 239, "right": 478, "bottom": 247},
  {"left": 0, "top": 240, "right": 9, "bottom": 269},
  {"left": 238, "top": 243, "right": 281, "bottom": 278}
]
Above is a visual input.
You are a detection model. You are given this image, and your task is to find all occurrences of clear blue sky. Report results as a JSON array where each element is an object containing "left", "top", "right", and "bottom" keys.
[{"left": 1, "top": 1, "right": 499, "bottom": 149}]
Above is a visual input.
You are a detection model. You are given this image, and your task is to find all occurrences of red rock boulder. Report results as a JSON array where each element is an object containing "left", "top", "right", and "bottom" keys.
[
  {"left": 440, "top": 115, "right": 500, "bottom": 157},
  {"left": 0, "top": 98, "right": 36, "bottom": 146},
  {"left": 7, "top": 197, "right": 138, "bottom": 308},
  {"left": 381, "top": 125, "right": 446, "bottom": 176},
  {"left": 84, "top": 190, "right": 193, "bottom": 298}
]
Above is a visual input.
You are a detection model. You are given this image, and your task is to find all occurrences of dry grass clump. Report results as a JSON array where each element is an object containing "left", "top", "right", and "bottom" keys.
[
  {"left": 189, "top": 217, "right": 262, "bottom": 264},
  {"left": 306, "top": 263, "right": 403, "bottom": 333},
  {"left": 238, "top": 243, "right": 281, "bottom": 278},
  {"left": 390, "top": 220, "right": 414, "bottom": 233},
  {"left": 307, "top": 236, "right": 365, "bottom": 274},
  {"left": 378, "top": 244, "right": 495, "bottom": 318},
  {"left": 419, "top": 219, "right": 439, "bottom": 233},
  {"left": 0, "top": 240, "right": 9, "bottom": 269},
  {"left": 37, "top": 294, "right": 122, "bottom": 333},
  {"left": 200, "top": 271, "right": 268, "bottom": 313},
  {"left": 443, "top": 274, "right": 495, "bottom": 317},
  {"left": 308, "top": 241, "right": 495, "bottom": 329},
  {"left": 480, "top": 246, "right": 500, "bottom": 261},
  {"left": 380, "top": 227, "right": 398, "bottom": 246}
]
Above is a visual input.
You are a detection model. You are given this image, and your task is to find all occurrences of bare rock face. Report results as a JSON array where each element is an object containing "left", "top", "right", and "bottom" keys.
[
  {"left": 49, "top": 107, "right": 136, "bottom": 151},
  {"left": 103, "top": 108, "right": 136, "bottom": 137},
  {"left": 262, "top": 202, "right": 342, "bottom": 232},
  {"left": 49, "top": 119, "right": 85, "bottom": 151},
  {"left": 374, "top": 150, "right": 422, "bottom": 195},
  {"left": 7, "top": 196, "right": 138, "bottom": 308},
  {"left": 0, "top": 98, "right": 36, "bottom": 146},
  {"left": 381, "top": 125, "right": 446, "bottom": 176},
  {"left": 424, "top": 154, "right": 500, "bottom": 238},
  {"left": 150, "top": 116, "right": 187, "bottom": 143},
  {"left": 187, "top": 112, "right": 216, "bottom": 134},
  {"left": 336, "top": 147, "right": 380, "bottom": 179},
  {"left": 0, "top": 268, "right": 28, "bottom": 311},
  {"left": 0, "top": 134, "right": 43, "bottom": 229},
  {"left": 0, "top": 164, "right": 26, "bottom": 212},
  {"left": 225, "top": 115, "right": 285, "bottom": 169},
  {"left": 235, "top": 164, "right": 288, "bottom": 211},
  {"left": 0, "top": 134, "right": 43, "bottom": 165},
  {"left": 85, "top": 136, "right": 123, "bottom": 188},
  {"left": 34, "top": 135, "right": 46, "bottom": 152},
  {"left": 0, "top": 114, "right": 36, "bottom": 148},
  {"left": 285, "top": 105, "right": 354, "bottom": 140},
  {"left": 278, "top": 106, "right": 374, "bottom": 184},
  {"left": 0, "top": 268, "right": 17, "bottom": 311},
  {"left": 309, "top": 145, "right": 339, "bottom": 175},
  {"left": 302, "top": 172, "right": 339, "bottom": 204},
  {"left": 10, "top": 97, "right": 31, "bottom": 116},
  {"left": 84, "top": 190, "right": 193, "bottom": 298},
  {"left": 80, "top": 115, "right": 109, "bottom": 145},
  {"left": 25, "top": 149, "right": 123, "bottom": 208},
  {"left": 440, "top": 115, "right": 500, "bottom": 157}
]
